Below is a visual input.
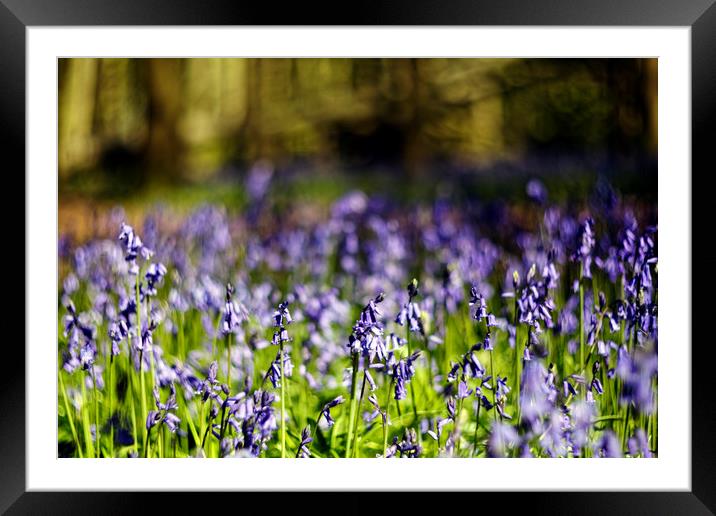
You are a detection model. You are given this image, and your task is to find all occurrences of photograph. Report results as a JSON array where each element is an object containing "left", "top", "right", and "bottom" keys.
[{"left": 57, "top": 57, "right": 658, "bottom": 460}]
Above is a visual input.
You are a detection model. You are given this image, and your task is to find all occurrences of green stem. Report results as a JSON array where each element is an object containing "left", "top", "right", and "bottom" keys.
[
  {"left": 179, "top": 312, "right": 185, "bottom": 359},
  {"left": 145, "top": 426, "right": 152, "bottom": 458},
  {"left": 182, "top": 398, "right": 201, "bottom": 452},
  {"left": 139, "top": 348, "right": 148, "bottom": 454},
  {"left": 579, "top": 270, "right": 585, "bottom": 378},
  {"left": 200, "top": 413, "right": 212, "bottom": 452},
  {"left": 199, "top": 401, "right": 208, "bottom": 457},
  {"left": 226, "top": 334, "right": 232, "bottom": 392},
  {"left": 219, "top": 401, "right": 228, "bottom": 442},
  {"left": 351, "top": 371, "right": 368, "bottom": 457},
  {"left": 128, "top": 350, "right": 138, "bottom": 455},
  {"left": 454, "top": 397, "right": 463, "bottom": 455},
  {"left": 59, "top": 371, "right": 83, "bottom": 458},
  {"left": 109, "top": 357, "right": 114, "bottom": 457},
  {"left": 280, "top": 341, "right": 286, "bottom": 458},
  {"left": 135, "top": 276, "right": 149, "bottom": 456},
  {"left": 80, "top": 376, "right": 93, "bottom": 458},
  {"left": 472, "top": 400, "right": 481, "bottom": 457},
  {"left": 382, "top": 377, "right": 394, "bottom": 457},
  {"left": 513, "top": 296, "right": 520, "bottom": 395},
  {"left": 345, "top": 353, "right": 360, "bottom": 458},
  {"left": 622, "top": 403, "right": 632, "bottom": 453},
  {"left": 159, "top": 426, "right": 165, "bottom": 458},
  {"left": 406, "top": 329, "right": 418, "bottom": 422},
  {"left": 91, "top": 368, "right": 100, "bottom": 457},
  {"left": 489, "top": 351, "right": 497, "bottom": 424}
]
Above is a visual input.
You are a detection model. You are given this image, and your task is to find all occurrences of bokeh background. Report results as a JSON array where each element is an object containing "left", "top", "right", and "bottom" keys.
[{"left": 59, "top": 58, "right": 657, "bottom": 238}]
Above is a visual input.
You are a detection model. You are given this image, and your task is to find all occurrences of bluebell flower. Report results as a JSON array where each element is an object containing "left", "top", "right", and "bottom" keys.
[
  {"left": 539, "top": 409, "right": 570, "bottom": 457},
  {"left": 348, "top": 293, "right": 386, "bottom": 361},
  {"left": 447, "top": 362, "right": 461, "bottom": 382},
  {"left": 389, "top": 428, "right": 422, "bottom": 458},
  {"left": 392, "top": 351, "right": 420, "bottom": 400},
  {"left": 395, "top": 378, "right": 408, "bottom": 401},
  {"left": 199, "top": 361, "right": 222, "bottom": 403},
  {"left": 147, "top": 384, "right": 181, "bottom": 433},
  {"left": 462, "top": 350, "right": 486, "bottom": 379},
  {"left": 318, "top": 396, "right": 345, "bottom": 427},
  {"left": 617, "top": 347, "right": 657, "bottom": 414},
  {"left": 594, "top": 430, "right": 622, "bottom": 458},
  {"left": 118, "top": 222, "right": 153, "bottom": 275},
  {"left": 457, "top": 381, "right": 472, "bottom": 400},
  {"left": 137, "top": 320, "right": 157, "bottom": 353},
  {"left": 526, "top": 179, "right": 548, "bottom": 204},
  {"left": 266, "top": 349, "right": 293, "bottom": 388},
  {"left": 144, "top": 262, "right": 167, "bottom": 296},
  {"left": 234, "top": 389, "right": 278, "bottom": 456},
  {"left": 627, "top": 428, "right": 652, "bottom": 458},
  {"left": 63, "top": 273, "right": 79, "bottom": 295},
  {"left": 567, "top": 400, "right": 596, "bottom": 456},
  {"left": 80, "top": 342, "right": 96, "bottom": 371},
  {"left": 469, "top": 286, "right": 488, "bottom": 322},
  {"left": 487, "top": 421, "right": 519, "bottom": 457},
  {"left": 396, "top": 280, "right": 424, "bottom": 335},
  {"left": 365, "top": 370, "right": 377, "bottom": 392},
  {"left": 273, "top": 300, "right": 292, "bottom": 327},
  {"left": 222, "top": 283, "right": 247, "bottom": 336},
  {"left": 572, "top": 217, "right": 595, "bottom": 279},
  {"left": 519, "top": 361, "right": 552, "bottom": 431},
  {"left": 296, "top": 426, "right": 313, "bottom": 458},
  {"left": 365, "top": 394, "right": 388, "bottom": 426},
  {"left": 108, "top": 319, "right": 128, "bottom": 357},
  {"left": 63, "top": 299, "right": 94, "bottom": 344}
]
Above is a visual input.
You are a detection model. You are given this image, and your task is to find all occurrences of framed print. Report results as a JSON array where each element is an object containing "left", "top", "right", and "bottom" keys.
[{"left": 4, "top": 0, "right": 714, "bottom": 513}]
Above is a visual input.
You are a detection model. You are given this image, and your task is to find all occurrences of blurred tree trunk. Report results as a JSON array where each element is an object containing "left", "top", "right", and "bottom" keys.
[
  {"left": 403, "top": 58, "right": 425, "bottom": 178},
  {"left": 146, "top": 58, "right": 184, "bottom": 182},
  {"left": 644, "top": 59, "right": 658, "bottom": 154},
  {"left": 246, "top": 59, "right": 264, "bottom": 161},
  {"left": 58, "top": 59, "right": 99, "bottom": 177}
]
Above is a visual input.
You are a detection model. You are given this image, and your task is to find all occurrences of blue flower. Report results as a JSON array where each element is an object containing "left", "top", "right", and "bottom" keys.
[
  {"left": 118, "top": 222, "right": 153, "bottom": 275},
  {"left": 296, "top": 426, "right": 313, "bottom": 458},
  {"left": 108, "top": 319, "right": 128, "bottom": 357},
  {"left": 147, "top": 384, "right": 181, "bottom": 433},
  {"left": 144, "top": 262, "right": 167, "bottom": 296},
  {"left": 572, "top": 217, "right": 595, "bottom": 279},
  {"left": 487, "top": 421, "right": 519, "bottom": 457},
  {"left": 318, "top": 396, "right": 345, "bottom": 427}
]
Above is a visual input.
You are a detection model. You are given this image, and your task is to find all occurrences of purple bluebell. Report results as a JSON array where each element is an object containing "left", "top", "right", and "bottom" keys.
[
  {"left": 147, "top": 384, "right": 181, "bottom": 433},
  {"left": 108, "top": 319, "right": 128, "bottom": 357},
  {"left": 567, "top": 400, "right": 596, "bottom": 457},
  {"left": 348, "top": 293, "right": 386, "bottom": 361},
  {"left": 222, "top": 283, "right": 247, "bottom": 336},
  {"left": 296, "top": 426, "right": 313, "bottom": 458},
  {"left": 266, "top": 350, "right": 293, "bottom": 388},
  {"left": 118, "top": 222, "right": 153, "bottom": 275},
  {"left": 594, "top": 430, "right": 622, "bottom": 458},
  {"left": 627, "top": 428, "right": 652, "bottom": 458},
  {"left": 318, "top": 396, "right": 345, "bottom": 427},
  {"left": 487, "top": 421, "right": 519, "bottom": 457},
  {"left": 144, "top": 262, "right": 167, "bottom": 296},
  {"left": 388, "top": 428, "right": 422, "bottom": 458},
  {"left": 199, "top": 361, "right": 222, "bottom": 403},
  {"left": 526, "top": 179, "right": 548, "bottom": 204},
  {"left": 392, "top": 351, "right": 420, "bottom": 400},
  {"left": 572, "top": 217, "right": 595, "bottom": 279}
]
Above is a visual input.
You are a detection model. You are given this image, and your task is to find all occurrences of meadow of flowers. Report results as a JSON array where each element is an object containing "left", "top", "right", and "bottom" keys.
[{"left": 57, "top": 176, "right": 657, "bottom": 459}]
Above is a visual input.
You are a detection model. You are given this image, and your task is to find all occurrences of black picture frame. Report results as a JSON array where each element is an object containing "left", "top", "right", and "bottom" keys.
[{"left": 4, "top": 1, "right": 713, "bottom": 513}]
